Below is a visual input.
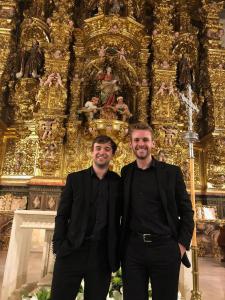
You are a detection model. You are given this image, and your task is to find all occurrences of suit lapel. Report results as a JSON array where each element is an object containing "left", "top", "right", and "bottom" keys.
[
  {"left": 82, "top": 168, "right": 92, "bottom": 228},
  {"left": 155, "top": 161, "right": 178, "bottom": 236},
  {"left": 84, "top": 167, "right": 92, "bottom": 196},
  {"left": 155, "top": 161, "right": 168, "bottom": 211},
  {"left": 123, "top": 163, "right": 135, "bottom": 222}
]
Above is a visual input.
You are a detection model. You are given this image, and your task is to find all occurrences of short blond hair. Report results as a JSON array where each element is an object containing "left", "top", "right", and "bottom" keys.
[{"left": 129, "top": 122, "right": 154, "bottom": 138}]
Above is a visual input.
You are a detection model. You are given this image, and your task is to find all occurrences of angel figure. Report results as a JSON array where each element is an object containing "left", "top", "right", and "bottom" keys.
[
  {"left": 98, "top": 45, "right": 108, "bottom": 59},
  {"left": 42, "top": 73, "right": 64, "bottom": 88},
  {"left": 160, "top": 60, "right": 170, "bottom": 69},
  {"left": 117, "top": 47, "right": 126, "bottom": 61},
  {"left": 41, "top": 120, "right": 55, "bottom": 140},
  {"left": 109, "top": 23, "right": 119, "bottom": 33},
  {"left": 78, "top": 97, "right": 100, "bottom": 121},
  {"left": 168, "top": 81, "right": 176, "bottom": 97},
  {"left": 55, "top": 73, "right": 63, "bottom": 87},
  {"left": 114, "top": 96, "right": 132, "bottom": 122},
  {"left": 43, "top": 73, "right": 55, "bottom": 87},
  {"left": 156, "top": 82, "right": 167, "bottom": 96},
  {"left": 161, "top": 126, "right": 178, "bottom": 147}
]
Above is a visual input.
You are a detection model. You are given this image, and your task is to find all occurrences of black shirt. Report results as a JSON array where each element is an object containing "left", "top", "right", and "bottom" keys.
[
  {"left": 129, "top": 159, "right": 171, "bottom": 235},
  {"left": 85, "top": 167, "right": 109, "bottom": 237}
]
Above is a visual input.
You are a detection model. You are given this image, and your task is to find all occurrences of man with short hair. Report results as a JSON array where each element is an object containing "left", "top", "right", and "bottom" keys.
[
  {"left": 120, "top": 122, "right": 194, "bottom": 300},
  {"left": 50, "top": 135, "right": 120, "bottom": 300}
]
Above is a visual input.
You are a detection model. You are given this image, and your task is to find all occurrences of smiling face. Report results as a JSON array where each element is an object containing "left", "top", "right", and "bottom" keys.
[
  {"left": 130, "top": 129, "right": 155, "bottom": 160},
  {"left": 92, "top": 142, "right": 114, "bottom": 169},
  {"left": 117, "top": 96, "right": 123, "bottom": 104},
  {"left": 92, "top": 97, "right": 99, "bottom": 105}
]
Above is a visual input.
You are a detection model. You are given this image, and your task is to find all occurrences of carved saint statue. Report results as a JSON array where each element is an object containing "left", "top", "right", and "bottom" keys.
[
  {"left": 176, "top": 54, "right": 193, "bottom": 91},
  {"left": 106, "top": 0, "right": 125, "bottom": 16},
  {"left": 97, "top": 66, "right": 119, "bottom": 106},
  {"left": 16, "top": 41, "right": 44, "bottom": 79}
]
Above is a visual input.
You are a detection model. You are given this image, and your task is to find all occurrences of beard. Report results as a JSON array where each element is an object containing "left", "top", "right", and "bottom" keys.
[{"left": 133, "top": 147, "right": 150, "bottom": 160}]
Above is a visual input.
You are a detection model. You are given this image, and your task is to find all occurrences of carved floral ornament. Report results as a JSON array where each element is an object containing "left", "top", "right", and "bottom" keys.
[{"left": 0, "top": 0, "right": 224, "bottom": 187}]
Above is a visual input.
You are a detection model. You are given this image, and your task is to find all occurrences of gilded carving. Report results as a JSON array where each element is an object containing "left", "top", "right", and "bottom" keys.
[
  {"left": 151, "top": 73, "right": 180, "bottom": 123},
  {"left": 12, "top": 78, "right": 39, "bottom": 122},
  {"left": 0, "top": 193, "right": 27, "bottom": 211},
  {"left": 207, "top": 136, "right": 225, "bottom": 189},
  {"left": 37, "top": 76, "right": 67, "bottom": 112},
  {"left": 2, "top": 137, "right": 37, "bottom": 176},
  {"left": 0, "top": 0, "right": 224, "bottom": 193},
  {"left": 37, "top": 117, "right": 65, "bottom": 176}
]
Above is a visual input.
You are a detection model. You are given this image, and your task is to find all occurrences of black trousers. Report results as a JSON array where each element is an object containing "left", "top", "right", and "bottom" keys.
[
  {"left": 122, "top": 234, "right": 181, "bottom": 300},
  {"left": 50, "top": 239, "right": 111, "bottom": 300}
]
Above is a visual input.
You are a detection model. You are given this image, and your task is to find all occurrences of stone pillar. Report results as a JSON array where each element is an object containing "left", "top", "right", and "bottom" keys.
[
  {"left": 1, "top": 210, "right": 56, "bottom": 300},
  {"left": 41, "top": 230, "right": 54, "bottom": 277},
  {"left": 1, "top": 213, "right": 32, "bottom": 300}
]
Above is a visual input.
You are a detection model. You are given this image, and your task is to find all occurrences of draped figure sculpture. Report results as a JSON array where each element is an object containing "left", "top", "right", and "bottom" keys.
[{"left": 97, "top": 66, "right": 119, "bottom": 106}]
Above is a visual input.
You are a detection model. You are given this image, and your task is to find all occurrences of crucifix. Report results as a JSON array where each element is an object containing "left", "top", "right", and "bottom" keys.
[{"left": 179, "top": 84, "right": 202, "bottom": 300}]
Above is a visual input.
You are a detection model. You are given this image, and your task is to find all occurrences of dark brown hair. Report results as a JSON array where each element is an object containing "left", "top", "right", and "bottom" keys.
[{"left": 92, "top": 135, "right": 117, "bottom": 154}]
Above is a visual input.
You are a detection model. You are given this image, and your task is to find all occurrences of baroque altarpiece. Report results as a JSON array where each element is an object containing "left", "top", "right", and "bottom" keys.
[{"left": 0, "top": 0, "right": 225, "bottom": 249}]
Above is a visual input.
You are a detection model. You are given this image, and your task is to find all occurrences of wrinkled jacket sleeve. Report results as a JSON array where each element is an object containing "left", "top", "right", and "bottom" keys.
[
  {"left": 175, "top": 166, "right": 194, "bottom": 250},
  {"left": 52, "top": 174, "right": 73, "bottom": 254}
]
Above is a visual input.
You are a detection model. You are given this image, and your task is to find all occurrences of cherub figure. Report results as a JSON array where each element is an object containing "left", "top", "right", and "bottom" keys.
[
  {"left": 156, "top": 82, "right": 167, "bottom": 96},
  {"left": 41, "top": 120, "right": 55, "bottom": 140},
  {"left": 43, "top": 73, "right": 55, "bottom": 87},
  {"left": 161, "top": 126, "right": 177, "bottom": 147},
  {"left": 42, "top": 72, "right": 64, "bottom": 87},
  {"left": 160, "top": 60, "right": 170, "bottom": 69},
  {"left": 53, "top": 50, "right": 63, "bottom": 59},
  {"left": 168, "top": 81, "right": 176, "bottom": 97},
  {"left": 109, "top": 23, "right": 119, "bottom": 33},
  {"left": 78, "top": 97, "right": 100, "bottom": 121},
  {"left": 55, "top": 73, "right": 63, "bottom": 87},
  {"left": 117, "top": 47, "right": 126, "bottom": 61},
  {"left": 98, "top": 45, "right": 108, "bottom": 59},
  {"left": 114, "top": 96, "right": 132, "bottom": 122}
]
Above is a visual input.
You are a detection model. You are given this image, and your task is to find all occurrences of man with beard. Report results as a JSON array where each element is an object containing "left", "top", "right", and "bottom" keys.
[
  {"left": 120, "top": 123, "right": 194, "bottom": 300},
  {"left": 50, "top": 135, "right": 120, "bottom": 300}
]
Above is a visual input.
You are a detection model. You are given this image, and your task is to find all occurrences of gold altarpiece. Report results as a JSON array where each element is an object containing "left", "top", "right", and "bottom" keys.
[{"left": 0, "top": 0, "right": 225, "bottom": 250}]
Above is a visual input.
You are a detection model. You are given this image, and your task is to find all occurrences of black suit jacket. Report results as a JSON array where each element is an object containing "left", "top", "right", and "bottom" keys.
[
  {"left": 52, "top": 167, "right": 121, "bottom": 272},
  {"left": 120, "top": 160, "right": 194, "bottom": 267}
]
